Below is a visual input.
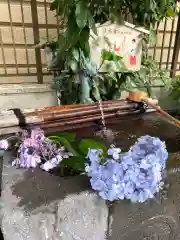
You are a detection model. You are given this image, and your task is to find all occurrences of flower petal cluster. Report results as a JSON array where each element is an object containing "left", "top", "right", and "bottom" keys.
[
  {"left": 0, "top": 139, "right": 8, "bottom": 150},
  {"left": 86, "top": 135, "right": 168, "bottom": 203},
  {"left": 12, "top": 128, "right": 67, "bottom": 169}
]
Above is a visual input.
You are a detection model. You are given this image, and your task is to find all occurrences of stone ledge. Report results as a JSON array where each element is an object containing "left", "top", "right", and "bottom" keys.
[
  {"left": 0, "top": 84, "right": 58, "bottom": 110},
  {"left": 0, "top": 84, "right": 55, "bottom": 95},
  {"left": 0, "top": 152, "right": 108, "bottom": 240}
]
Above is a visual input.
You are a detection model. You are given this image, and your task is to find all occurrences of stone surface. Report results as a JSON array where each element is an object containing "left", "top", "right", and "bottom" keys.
[
  {"left": 0, "top": 84, "right": 58, "bottom": 110},
  {"left": 0, "top": 152, "right": 108, "bottom": 240},
  {"left": 108, "top": 172, "right": 180, "bottom": 239}
]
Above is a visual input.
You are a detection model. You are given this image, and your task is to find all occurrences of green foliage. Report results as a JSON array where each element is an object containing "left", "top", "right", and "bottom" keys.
[
  {"left": 51, "top": 132, "right": 76, "bottom": 142},
  {"left": 48, "top": 135, "right": 79, "bottom": 155},
  {"left": 48, "top": 132, "right": 107, "bottom": 171},
  {"left": 101, "top": 49, "right": 123, "bottom": 62},
  {"left": 78, "top": 138, "right": 107, "bottom": 156},
  {"left": 60, "top": 156, "right": 86, "bottom": 171},
  {"left": 48, "top": 0, "right": 177, "bottom": 104},
  {"left": 91, "top": 56, "right": 172, "bottom": 101},
  {"left": 169, "top": 76, "right": 180, "bottom": 102}
]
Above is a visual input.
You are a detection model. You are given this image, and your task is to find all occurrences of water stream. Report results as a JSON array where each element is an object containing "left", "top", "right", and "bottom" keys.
[
  {"left": 98, "top": 100, "right": 106, "bottom": 128},
  {"left": 96, "top": 100, "right": 115, "bottom": 143}
]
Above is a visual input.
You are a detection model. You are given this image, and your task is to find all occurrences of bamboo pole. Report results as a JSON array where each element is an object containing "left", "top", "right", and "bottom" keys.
[
  {"left": 27, "top": 101, "right": 137, "bottom": 117},
  {"left": 0, "top": 101, "right": 139, "bottom": 128},
  {"left": 36, "top": 105, "right": 138, "bottom": 121},
  {"left": 28, "top": 99, "right": 127, "bottom": 114},
  {"left": 28, "top": 109, "right": 141, "bottom": 129}
]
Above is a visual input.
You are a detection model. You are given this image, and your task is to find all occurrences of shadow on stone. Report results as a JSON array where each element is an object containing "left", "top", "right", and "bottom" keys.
[
  {"left": 0, "top": 228, "right": 4, "bottom": 240},
  {"left": 11, "top": 168, "right": 91, "bottom": 211}
]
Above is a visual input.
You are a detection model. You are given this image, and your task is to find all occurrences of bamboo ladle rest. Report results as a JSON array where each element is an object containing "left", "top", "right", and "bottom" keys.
[{"left": 127, "top": 91, "right": 180, "bottom": 127}]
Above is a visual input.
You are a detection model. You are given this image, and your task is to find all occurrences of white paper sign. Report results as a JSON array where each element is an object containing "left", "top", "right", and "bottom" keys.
[{"left": 89, "top": 22, "right": 148, "bottom": 72}]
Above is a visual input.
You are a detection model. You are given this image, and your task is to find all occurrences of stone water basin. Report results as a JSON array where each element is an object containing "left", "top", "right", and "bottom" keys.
[{"left": 1, "top": 112, "right": 180, "bottom": 240}]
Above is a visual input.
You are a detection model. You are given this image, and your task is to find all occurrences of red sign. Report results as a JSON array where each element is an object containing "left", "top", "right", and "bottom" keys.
[{"left": 130, "top": 56, "right": 136, "bottom": 65}]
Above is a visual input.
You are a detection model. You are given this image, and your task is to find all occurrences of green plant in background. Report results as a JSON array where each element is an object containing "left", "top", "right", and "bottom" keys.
[
  {"left": 91, "top": 56, "right": 172, "bottom": 101},
  {"left": 47, "top": 0, "right": 177, "bottom": 104},
  {"left": 169, "top": 76, "right": 180, "bottom": 102}
]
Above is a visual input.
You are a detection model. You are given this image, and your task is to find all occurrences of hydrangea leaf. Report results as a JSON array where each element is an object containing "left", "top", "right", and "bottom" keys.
[
  {"left": 48, "top": 136, "right": 78, "bottom": 156},
  {"left": 60, "top": 156, "right": 86, "bottom": 171},
  {"left": 78, "top": 138, "right": 107, "bottom": 156},
  {"left": 51, "top": 132, "right": 76, "bottom": 142}
]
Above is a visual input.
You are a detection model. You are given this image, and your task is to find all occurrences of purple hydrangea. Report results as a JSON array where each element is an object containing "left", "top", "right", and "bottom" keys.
[
  {"left": 0, "top": 139, "right": 8, "bottom": 150},
  {"left": 86, "top": 135, "right": 168, "bottom": 203},
  {"left": 12, "top": 128, "right": 68, "bottom": 169}
]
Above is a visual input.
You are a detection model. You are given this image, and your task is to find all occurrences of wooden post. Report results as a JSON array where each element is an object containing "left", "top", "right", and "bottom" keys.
[
  {"left": 30, "top": 0, "right": 43, "bottom": 84},
  {"left": 170, "top": 11, "right": 180, "bottom": 78}
]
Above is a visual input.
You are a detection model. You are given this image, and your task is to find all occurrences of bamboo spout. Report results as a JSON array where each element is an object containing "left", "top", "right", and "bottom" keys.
[{"left": 128, "top": 91, "right": 180, "bottom": 127}]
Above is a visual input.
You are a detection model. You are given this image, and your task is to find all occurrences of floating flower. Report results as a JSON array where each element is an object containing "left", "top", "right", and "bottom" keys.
[
  {"left": 12, "top": 151, "right": 41, "bottom": 168},
  {"left": 0, "top": 139, "right": 8, "bottom": 150},
  {"left": 11, "top": 128, "right": 68, "bottom": 170},
  {"left": 86, "top": 135, "right": 168, "bottom": 203},
  {"left": 40, "top": 155, "right": 63, "bottom": 171}
]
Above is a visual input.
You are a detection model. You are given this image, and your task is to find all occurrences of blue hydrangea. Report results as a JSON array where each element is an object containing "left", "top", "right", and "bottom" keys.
[{"left": 85, "top": 135, "right": 168, "bottom": 203}]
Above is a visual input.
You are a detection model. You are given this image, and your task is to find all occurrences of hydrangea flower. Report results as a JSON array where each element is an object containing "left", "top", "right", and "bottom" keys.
[
  {"left": 0, "top": 139, "right": 8, "bottom": 150},
  {"left": 86, "top": 135, "right": 168, "bottom": 203},
  {"left": 12, "top": 128, "right": 68, "bottom": 169},
  {"left": 40, "top": 154, "right": 63, "bottom": 171}
]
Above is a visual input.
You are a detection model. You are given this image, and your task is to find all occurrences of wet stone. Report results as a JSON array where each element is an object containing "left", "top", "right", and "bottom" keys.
[
  {"left": 0, "top": 152, "right": 108, "bottom": 240},
  {"left": 107, "top": 171, "right": 180, "bottom": 240}
]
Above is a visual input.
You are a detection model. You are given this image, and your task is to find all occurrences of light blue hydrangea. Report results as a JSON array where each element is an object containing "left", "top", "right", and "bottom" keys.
[{"left": 85, "top": 135, "right": 168, "bottom": 203}]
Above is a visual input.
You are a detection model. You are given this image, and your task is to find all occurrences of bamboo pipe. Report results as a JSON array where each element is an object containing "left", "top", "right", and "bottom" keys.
[
  {"left": 0, "top": 101, "right": 135, "bottom": 119},
  {"left": 27, "top": 101, "right": 136, "bottom": 116},
  {"left": 28, "top": 109, "right": 141, "bottom": 129},
  {"left": 29, "top": 99, "right": 127, "bottom": 114},
  {"left": 128, "top": 91, "right": 180, "bottom": 127},
  {"left": 0, "top": 100, "right": 129, "bottom": 119},
  {"left": 27, "top": 102, "right": 137, "bottom": 118},
  {"left": 0, "top": 101, "right": 138, "bottom": 128},
  {"left": 36, "top": 105, "right": 138, "bottom": 121}
]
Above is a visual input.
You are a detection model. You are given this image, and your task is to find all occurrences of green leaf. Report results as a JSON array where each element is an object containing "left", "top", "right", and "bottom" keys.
[
  {"left": 52, "top": 132, "right": 76, "bottom": 142},
  {"left": 60, "top": 156, "right": 86, "bottom": 171},
  {"left": 92, "top": 86, "right": 101, "bottom": 101},
  {"left": 101, "top": 49, "right": 122, "bottom": 62},
  {"left": 108, "top": 72, "right": 118, "bottom": 82},
  {"left": 50, "top": 0, "right": 58, "bottom": 11},
  {"left": 72, "top": 48, "right": 79, "bottom": 61},
  {"left": 84, "top": 42, "right": 90, "bottom": 56},
  {"left": 48, "top": 136, "right": 78, "bottom": 156},
  {"left": 88, "top": 12, "right": 97, "bottom": 35},
  {"left": 149, "top": 29, "right": 157, "bottom": 47},
  {"left": 101, "top": 49, "right": 113, "bottom": 61},
  {"left": 112, "top": 90, "right": 121, "bottom": 100},
  {"left": 75, "top": 1, "right": 88, "bottom": 29},
  {"left": 69, "top": 59, "right": 78, "bottom": 72},
  {"left": 78, "top": 138, "right": 107, "bottom": 156},
  {"left": 79, "top": 27, "right": 90, "bottom": 56},
  {"left": 167, "top": 9, "right": 177, "bottom": 18},
  {"left": 113, "top": 54, "right": 122, "bottom": 62}
]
